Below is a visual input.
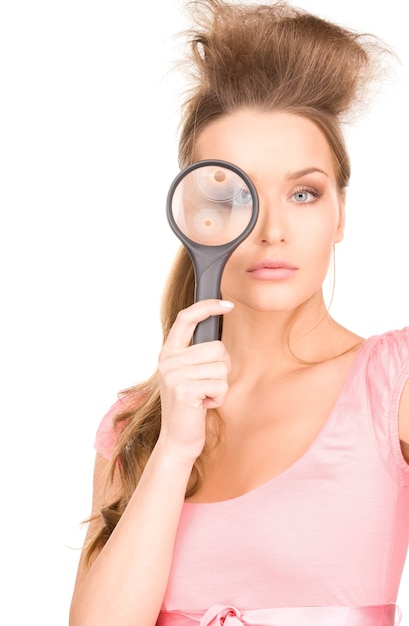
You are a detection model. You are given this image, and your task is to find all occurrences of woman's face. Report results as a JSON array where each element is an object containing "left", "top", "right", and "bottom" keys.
[{"left": 194, "top": 109, "right": 345, "bottom": 314}]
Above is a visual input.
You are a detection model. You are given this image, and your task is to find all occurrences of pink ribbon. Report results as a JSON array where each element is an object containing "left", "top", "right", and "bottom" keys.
[
  {"left": 200, "top": 605, "right": 242, "bottom": 625},
  {"left": 158, "top": 603, "right": 401, "bottom": 626}
]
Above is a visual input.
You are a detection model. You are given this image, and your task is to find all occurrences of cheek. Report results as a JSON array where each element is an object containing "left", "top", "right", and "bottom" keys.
[
  {"left": 296, "top": 217, "right": 338, "bottom": 278},
  {"left": 221, "top": 255, "right": 238, "bottom": 287},
  {"left": 220, "top": 248, "right": 245, "bottom": 293},
  {"left": 299, "top": 212, "right": 340, "bottom": 249}
]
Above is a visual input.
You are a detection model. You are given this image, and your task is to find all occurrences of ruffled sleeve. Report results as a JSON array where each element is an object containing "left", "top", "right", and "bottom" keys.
[
  {"left": 366, "top": 327, "right": 409, "bottom": 485},
  {"left": 94, "top": 398, "right": 127, "bottom": 460}
]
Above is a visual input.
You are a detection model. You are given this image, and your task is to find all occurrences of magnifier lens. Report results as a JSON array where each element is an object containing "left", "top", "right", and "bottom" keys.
[
  {"left": 171, "top": 165, "right": 254, "bottom": 246},
  {"left": 167, "top": 160, "right": 259, "bottom": 343}
]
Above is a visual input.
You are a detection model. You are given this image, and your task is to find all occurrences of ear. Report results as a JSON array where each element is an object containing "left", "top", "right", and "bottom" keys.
[{"left": 334, "top": 191, "right": 346, "bottom": 243}]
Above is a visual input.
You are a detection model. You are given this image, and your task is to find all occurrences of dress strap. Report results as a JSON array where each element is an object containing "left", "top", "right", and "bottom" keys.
[{"left": 157, "top": 603, "right": 401, "bottom": 626}]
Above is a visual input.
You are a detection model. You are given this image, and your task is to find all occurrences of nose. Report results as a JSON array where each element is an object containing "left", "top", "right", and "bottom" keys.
[{"left": 252, "top": 196, "right": 287, "bottom": 245}]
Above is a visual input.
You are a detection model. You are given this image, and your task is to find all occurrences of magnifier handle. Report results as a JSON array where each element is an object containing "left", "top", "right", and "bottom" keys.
[
  {"left": 193, "top": 314, "right": 220, "bottom": 344},
  {"left": 192, "top": 261, "right": 225, "bottom": 344}
]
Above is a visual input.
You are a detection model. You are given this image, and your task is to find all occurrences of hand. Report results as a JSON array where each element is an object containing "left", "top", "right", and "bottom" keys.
[{"left": 157, "top": 299, "right": 234, "bottom": 461}]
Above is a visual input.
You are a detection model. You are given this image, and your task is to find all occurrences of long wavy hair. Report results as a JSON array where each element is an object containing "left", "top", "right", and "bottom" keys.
[{"left": 85, "top": 0, "right": 392, "bottom": 563}]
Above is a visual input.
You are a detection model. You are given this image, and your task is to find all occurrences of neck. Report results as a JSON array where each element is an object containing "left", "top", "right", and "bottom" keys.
[{"left": 221, "top": 293, "right": 347, "bottom": 382}]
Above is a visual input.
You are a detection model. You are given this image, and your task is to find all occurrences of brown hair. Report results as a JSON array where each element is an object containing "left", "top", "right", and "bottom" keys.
[{"left": 85, "top": 0, "right": 392, "bottom": 563}]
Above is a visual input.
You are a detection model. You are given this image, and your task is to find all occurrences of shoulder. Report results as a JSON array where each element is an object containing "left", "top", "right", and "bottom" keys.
[
  {"left": 362, "top": 327, "right": 409, "bottom": 412},
  {"left": 94, "top": 391, "right": 144, "bottom": 460},
  {"left": 94, "top": 398, "right": 124, "bottom": 460},
  {"left": 363, "top": 327, "right": 409, "bottom": 473},
  {"left": 364, "top": 327, "right": 409, "bottom": 375},
  {"left": 357, "top": 327, "right": 409, "bottom": 430}
]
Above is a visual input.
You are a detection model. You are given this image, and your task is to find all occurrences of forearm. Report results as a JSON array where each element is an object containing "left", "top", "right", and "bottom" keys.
[{"left": 69, "top": 442, "right": 193, "bottom": 626}]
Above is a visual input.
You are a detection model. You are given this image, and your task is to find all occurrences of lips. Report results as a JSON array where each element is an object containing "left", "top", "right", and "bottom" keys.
[
  {"left": 247, "top": 259, "right": 298, "bottom": 272},
  {"left": 247, "top": 258, "right": 298, "bottom": 281}
]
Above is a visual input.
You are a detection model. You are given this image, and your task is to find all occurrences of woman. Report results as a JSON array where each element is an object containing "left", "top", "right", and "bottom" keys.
[{"left": 69, "top": 1, "right": 409, "bottom": 624}]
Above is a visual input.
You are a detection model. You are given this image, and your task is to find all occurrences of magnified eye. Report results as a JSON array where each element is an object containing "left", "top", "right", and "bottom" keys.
[{"left": 233, "top": 187, "right": 252, "bottom": 206}]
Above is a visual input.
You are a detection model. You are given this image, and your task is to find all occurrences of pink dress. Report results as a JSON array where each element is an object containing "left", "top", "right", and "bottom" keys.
[{"left": 95, "top": 328, "right": 409, "bottom": 626}]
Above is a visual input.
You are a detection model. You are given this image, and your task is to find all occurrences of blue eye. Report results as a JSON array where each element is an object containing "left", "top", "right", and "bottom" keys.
[
  {"left": 295, "top": 191, "right": 309, "bottom": 202},
  {"left": 233, "top": 188, "right": 253, "bottom": 206},
  {"left": 292, "top": 187, "right": 320, "bottom": 203}
]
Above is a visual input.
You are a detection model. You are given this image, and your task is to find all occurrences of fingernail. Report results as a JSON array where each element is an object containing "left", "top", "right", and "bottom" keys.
[{"left": 219, "top": 300, "right": 234, "bottom": 308}]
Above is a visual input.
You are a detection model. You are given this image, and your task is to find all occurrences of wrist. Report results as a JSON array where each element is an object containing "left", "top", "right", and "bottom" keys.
[{"left": 153, "top": 435, "right": 198, "bottom": 475}]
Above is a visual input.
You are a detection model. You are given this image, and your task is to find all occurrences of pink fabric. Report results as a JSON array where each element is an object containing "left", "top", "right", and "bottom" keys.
[
  {"left": 157, "top": 603, "right": 401, "bottom": 625},
  {"left": 94, "top": 396, "right": 130, "bottom": 460},
  {"left": 94, "top": 328, "right": 409, "bottom": 625}
]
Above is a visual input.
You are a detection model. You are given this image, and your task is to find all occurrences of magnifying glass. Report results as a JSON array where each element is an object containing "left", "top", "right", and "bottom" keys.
[{"left": 166, "top": 159, "right": 259, "bottom": 344}]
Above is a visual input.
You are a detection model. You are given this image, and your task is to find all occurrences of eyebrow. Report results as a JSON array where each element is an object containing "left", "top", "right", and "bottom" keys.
[{"left": 286, "top": 167, "right": 329, "bottom": 180}]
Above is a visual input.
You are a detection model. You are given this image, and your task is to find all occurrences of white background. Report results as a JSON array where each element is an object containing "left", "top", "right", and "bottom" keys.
[{"left": 0, "top": 1, "right": 408, "bottom": 624}]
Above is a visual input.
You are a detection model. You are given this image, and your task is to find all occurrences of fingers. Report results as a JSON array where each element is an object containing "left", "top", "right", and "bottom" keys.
[
  {"left": 159, "top": 352, "right": 231, "bottom": 404},
  {"left": 160, "top": 338, "right": 230, "bottom": 369},
  {"left": 171, "top": 377, "right": 229, "bottom": 410},
  {"left": 157, "top": 300, "right": 233, "bottom": 460},
  {"left": 164, "top": 299, "right": 234, "bottom": 349},
  {"left": 159, "top": 340, "right": 231, "bottom": 404}
]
